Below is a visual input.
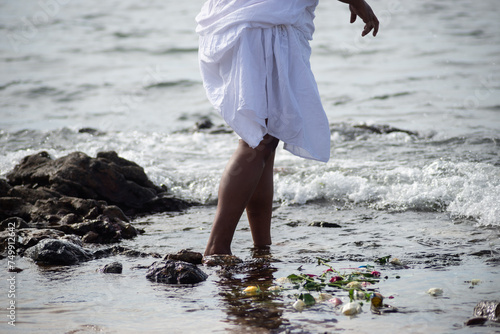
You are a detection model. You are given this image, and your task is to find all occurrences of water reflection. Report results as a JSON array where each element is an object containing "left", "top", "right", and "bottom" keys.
[{"left": 215, "top": 247, "right": 288, "bottom": 332}]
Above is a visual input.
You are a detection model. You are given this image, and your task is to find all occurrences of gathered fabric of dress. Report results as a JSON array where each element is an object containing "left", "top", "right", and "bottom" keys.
[{"left": 196, "top": 0, "right": 330, "bottom": 162}]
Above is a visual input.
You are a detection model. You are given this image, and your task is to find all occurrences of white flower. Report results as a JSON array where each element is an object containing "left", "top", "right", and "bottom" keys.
[
  {"left": 354, "top": 290, "right": 366, "bottom": 300},
  {"left": 426, "top": 288, "right": 443, "bottom": 296},
  {"left": 346, "top": 281, "right": 362, "bottom": 289},
  {"left": 276, "top": 277, "right": 291, "bottom": 285},
  {"left": 341, "top": 302, "right": 362, "bottom": 315},
  {"left": 293, "top": 300, "right": 306, "bottom": 311}
]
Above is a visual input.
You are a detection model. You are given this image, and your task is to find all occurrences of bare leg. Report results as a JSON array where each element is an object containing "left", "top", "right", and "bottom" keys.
[
  {"left": 246, "top": 149, "right": 275, "bottom": 247},
  {"left": 204, "top": 135, "right": 278, "bottom": 256}
]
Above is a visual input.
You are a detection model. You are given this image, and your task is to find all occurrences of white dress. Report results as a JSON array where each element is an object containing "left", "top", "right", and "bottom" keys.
[{"left": 196, "top": 0, "right": 330, "bottom": 162}]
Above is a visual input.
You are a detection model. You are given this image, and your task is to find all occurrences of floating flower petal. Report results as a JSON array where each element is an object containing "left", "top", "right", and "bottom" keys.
[
  {"left": 341, "top": 302, "right": 362, "bottom": 315},
  {"left": 426, "top": 288, "right": 443, "bottom": 296}
]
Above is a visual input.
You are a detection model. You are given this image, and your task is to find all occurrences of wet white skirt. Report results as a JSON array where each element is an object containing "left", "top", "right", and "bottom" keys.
[{"left": 196, "top": 0, "right": 330, "bottom": 162}]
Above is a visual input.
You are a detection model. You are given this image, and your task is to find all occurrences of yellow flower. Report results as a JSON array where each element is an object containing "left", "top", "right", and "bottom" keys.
[{"left": 243, "top": 286, "right": 260, "bottom": 295}]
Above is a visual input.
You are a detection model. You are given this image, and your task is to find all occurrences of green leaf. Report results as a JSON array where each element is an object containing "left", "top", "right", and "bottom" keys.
[
  {"left": 287, "top": 274, "right": 303, "bottom": 282},
  {"left": 300, "top": 293, "right": 316, "bottom": 306},
  {"left": 375, "top": 255, "right": 391, "bottom": 265},
  {"left": 304, "top": 281, "right": 324, "bottom": 291}
]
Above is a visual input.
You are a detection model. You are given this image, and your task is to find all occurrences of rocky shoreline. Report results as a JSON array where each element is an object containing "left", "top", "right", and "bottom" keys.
[{"left": 0, "top": 151, "right": 199, "bottom": 270}]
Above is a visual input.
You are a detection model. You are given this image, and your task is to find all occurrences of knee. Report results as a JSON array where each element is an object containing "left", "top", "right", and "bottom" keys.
[{"left": 257, "top": 135, "right": 279, "bottom": 159}]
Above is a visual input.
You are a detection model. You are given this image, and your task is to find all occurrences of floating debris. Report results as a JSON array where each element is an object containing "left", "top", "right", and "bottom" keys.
[
  {"left": 341, "top": 302, "right": 362, "bottom": 316},
  {"left": 427, "top": 288, "right": 444, "bottom": 296},
  {"left": 243, "top": 286, "right": 260, "bottom": 296},
  {"left": 328, "top": 297, "right": 343, "bottom": 306},
  {"left": 293, "top": 300, "right": 306, "bottom": 311}
]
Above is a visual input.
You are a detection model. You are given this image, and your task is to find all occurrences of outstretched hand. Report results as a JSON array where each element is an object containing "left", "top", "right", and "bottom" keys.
[{"left": 339, "top": 0, "right": 379, "bottom": 37}]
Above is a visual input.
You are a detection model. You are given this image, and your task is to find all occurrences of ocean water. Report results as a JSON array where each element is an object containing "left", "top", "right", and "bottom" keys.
[{"left": 1, "top": 0, "right": 500, "bottom": 333}]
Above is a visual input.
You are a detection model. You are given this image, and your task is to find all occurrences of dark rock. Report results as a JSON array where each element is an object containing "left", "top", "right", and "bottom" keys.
[
  {"left": 0, "top": 179, "right": 12, "bottom": 197},
  {"left": 60, "top": 213, "right": 79, "bottom": 225},
  {"left": 0, "top": 227, "right": 69, "bottom": 255},
  {"left": 473, "top": 301, "right": 500, "bottom": 322},
  {"left": 5, "top": 151, "right": 191, "bottom": 216},
  {"left": 60, "top": 234, "right": 84, "bottom": 247},
  {"left": 25, "top": 238, "right": 93, "bottom": 265},
  {"left": 195, "top": 118, "right": 213, "bottom": 130},
  {"left": 8, "top": 185, "right": 60, "bottom": 204},
  {"left": 353, "top": 123, "right": 417, "bottom": 136},
  {"left": 30, "top": 197, "right": 127, "bottom": 225},
  {"left": 17, "top": 228, "right": 66, "bottom": 250},
  {"left": 102, "top": 261, "right": 123, "bottom": 274},
  {"left": 164, "top": 249, "right": 203, "bottom": 265},
  {"left": 82, "top": 231, "right": 100, "bottom": 243},
  {"left": 93, "top": 245, "right": 156, "bottom": 259},
  {"left": 309, "top": 221, "right": 342, "bottom": 228},
  {"left": 0, "top": 197, "right": 33, "bottom": 222},
  {"left": 1, "top": 150, "right": 192, "bottom": 247},
  {"left": 78, "top": 127, "right": 105, "bottom": 136},
  {"left": 56, "top": 218, "right": 137, "bottom": 244},
  {"left": 146, "top": 260, "right": 208, "bottom": 284},
  {"left": 202, "top": 254, "right": 243, "bottom": 267},
  {"left": 0, "top": 217, "right": 30, "bottom": 231},
  {"left": 465, "top": 317, "right": 488, "bottom": 326}
]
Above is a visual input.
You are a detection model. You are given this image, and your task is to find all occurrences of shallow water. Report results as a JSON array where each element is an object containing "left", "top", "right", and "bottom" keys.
[
  {"left": 3, "top": 206, "right": 500, "bottom": 333},
  {"left": 1, "top": 0, "right": 500, "bottom": 332}
]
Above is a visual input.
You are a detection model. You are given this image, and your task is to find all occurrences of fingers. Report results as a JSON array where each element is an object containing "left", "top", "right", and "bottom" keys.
[
  {"left": 350, "top": 12, "right": 357, "bottom": 24},
  {"left": 348, "top": 1, "right": 380, "bottom": 37},
  {"left": 349, "top": 5, "right": 357, "bottom": 23},
  {"left": 362, "top": 19, "right": 379, "bottom": 37}
]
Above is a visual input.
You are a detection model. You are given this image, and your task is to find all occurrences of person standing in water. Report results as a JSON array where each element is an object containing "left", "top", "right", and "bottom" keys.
[{"left": 196, "top": 0, "right": 379, "bottom": 256}]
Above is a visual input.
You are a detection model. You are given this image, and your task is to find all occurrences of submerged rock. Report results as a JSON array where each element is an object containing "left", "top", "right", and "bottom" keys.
[
  {"left": 93, "top": 245, "right": 157, "bottom": 259},
  {"left": 146, "top": 260, "right": 208, "bottom": 284},
  {"left": 102, "top": 261, "right": 123, "bottom": 274},
  {"left": 309, "top": 221, "right": 341, "bottom": 228},
  {"left": 25, "top": 238, "right": 93, "bottom": 265}
]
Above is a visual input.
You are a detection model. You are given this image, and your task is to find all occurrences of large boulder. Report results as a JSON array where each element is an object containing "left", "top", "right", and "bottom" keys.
[
  {"left": 6, "top": 151, "right": 189, "bottom": 216},
  {"left": 146, "top": 260, "right": 208, "bottom": 284},
  {"left": 0, "top": 151, "right": 193, "bottom": 248}
]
